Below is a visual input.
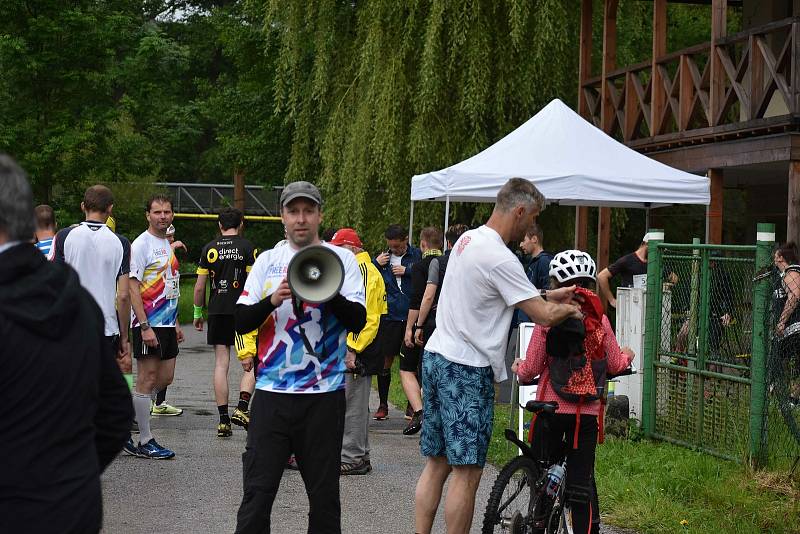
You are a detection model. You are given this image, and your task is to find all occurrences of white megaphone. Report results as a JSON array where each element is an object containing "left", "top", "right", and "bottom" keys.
[{"left": 287, "top": 245, "right": 345, "bottom": 303}]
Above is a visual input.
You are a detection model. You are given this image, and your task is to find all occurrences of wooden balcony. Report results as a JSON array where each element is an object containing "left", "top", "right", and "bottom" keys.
[{"left": 580, "top": 16, "right": 800, "bottom": 153}]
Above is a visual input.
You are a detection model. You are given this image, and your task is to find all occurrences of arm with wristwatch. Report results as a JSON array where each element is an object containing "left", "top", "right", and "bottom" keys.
[{"left": 129, "top": 277, "right": 158, "bottom": 347}]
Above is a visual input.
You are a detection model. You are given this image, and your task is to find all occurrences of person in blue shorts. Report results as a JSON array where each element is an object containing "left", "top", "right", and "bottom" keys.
[{"left": 414, "top": 178, "right": 582, "bottom": 534}]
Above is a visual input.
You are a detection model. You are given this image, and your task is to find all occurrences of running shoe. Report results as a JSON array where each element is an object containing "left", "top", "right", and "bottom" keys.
[
  {"left": 217, "top": 422, "right": 232, "bottom": 438},
  {"left": 123, "top": 437, "right": 140, "bottom": 457},
  {"left": 402, "top": 410, "right": 423, "bottom": 436},
  {"left": 137, "top": 438, "right": 176, "bottom": 459},
  {"left": 231, "top": 408, "right": 249, "bottom": 430},
  {"left": 373, "top": 404, "right": 389, "bottom": 421},
  {"left": 340, "top": 458, "right": 371, "bottom": 476},
  {"left": 151, "top": 402, "right": 183, "bottom": 416}
]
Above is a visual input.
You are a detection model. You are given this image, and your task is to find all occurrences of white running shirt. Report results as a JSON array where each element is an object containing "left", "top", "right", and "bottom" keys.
[{"left": 52, "top": 221, "right": 130, "bottom": 336}]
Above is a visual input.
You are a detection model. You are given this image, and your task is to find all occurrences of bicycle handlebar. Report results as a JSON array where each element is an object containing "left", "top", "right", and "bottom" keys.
[{"left": 518, "top": 366, "right": 635, "bottom": 387}]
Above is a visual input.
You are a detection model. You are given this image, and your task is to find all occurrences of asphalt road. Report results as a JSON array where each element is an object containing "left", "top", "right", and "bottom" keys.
[{"left": 101, "top": 327, "right": 634, "bottom": 534}]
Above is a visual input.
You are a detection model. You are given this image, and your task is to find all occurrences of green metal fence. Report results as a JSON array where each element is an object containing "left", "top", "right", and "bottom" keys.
[{"left": 641, "top": 223, "right": 800, "bottom": 467}]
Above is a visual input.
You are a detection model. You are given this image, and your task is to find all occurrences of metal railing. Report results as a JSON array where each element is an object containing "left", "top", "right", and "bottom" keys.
[{"left": 157, "top": 182, "right": 283, "bottom": 216}]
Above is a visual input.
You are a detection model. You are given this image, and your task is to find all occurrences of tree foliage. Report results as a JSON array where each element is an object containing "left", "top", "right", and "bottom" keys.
[
  {"left": 261, "top": 0, "right": 579, "bottom": 247},
  {"left": 0, "top": 0, "right": 734, "bottom": 255}
]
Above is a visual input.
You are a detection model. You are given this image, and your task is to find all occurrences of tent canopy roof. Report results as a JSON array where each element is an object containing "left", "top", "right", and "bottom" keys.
[{"left": 410, "top": 99, "right": 709, "bottom": 208}]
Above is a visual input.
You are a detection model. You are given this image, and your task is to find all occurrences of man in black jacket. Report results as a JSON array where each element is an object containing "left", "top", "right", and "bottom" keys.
[{"left": 0, "top": 155, "right": 133, "bottom": 534}]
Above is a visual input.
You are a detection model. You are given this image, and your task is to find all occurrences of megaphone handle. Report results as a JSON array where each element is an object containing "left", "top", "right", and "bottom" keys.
[{"left": 292, "top": 295, "right": 304, "bottom": 318}]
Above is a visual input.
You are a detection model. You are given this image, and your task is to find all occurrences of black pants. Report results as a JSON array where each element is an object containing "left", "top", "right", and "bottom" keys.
[
  {"left": 530, "top": 413, "right": 600, "bottom": 534},
  {"left": 235, "top": 389, "right": 346, "bottom": 534}
]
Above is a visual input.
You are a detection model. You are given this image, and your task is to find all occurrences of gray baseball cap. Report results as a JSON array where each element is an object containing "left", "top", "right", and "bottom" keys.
[{"left": 280, "top": 181, "right": 322, "bottom": 207}]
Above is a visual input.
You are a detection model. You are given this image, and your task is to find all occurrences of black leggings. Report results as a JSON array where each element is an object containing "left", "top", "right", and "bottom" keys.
[
  {"left": 530, "top": 413, "right": 600, "bottom": 534},
  {"left": 235, "top": 389, "right": 346, "bottom": 534}
]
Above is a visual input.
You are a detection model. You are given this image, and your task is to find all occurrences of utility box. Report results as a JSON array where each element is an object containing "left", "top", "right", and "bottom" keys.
[{"left": 614, "top": 286, "right": 671, "bottom": 421}]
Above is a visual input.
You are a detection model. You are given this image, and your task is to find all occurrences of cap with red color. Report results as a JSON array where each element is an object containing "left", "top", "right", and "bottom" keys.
[{"left": 329, "top": 228, "right": 362, "bottom": 248}]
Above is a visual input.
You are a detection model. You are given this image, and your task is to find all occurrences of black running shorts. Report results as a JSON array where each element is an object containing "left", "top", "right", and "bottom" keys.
[
  {"left": 207, "top": 314, "right": 236, "bottom": 347},
  {"left": 379, "top": 319, "right": 406, "bottom": 358},
  {"left": 133, "top": 326, "right": 179, "bottom": 360}
]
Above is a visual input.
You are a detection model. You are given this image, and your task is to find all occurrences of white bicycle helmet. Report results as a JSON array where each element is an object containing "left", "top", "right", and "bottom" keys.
[{"left": 549, "top": 250, "right": 597, "bottom": 283}]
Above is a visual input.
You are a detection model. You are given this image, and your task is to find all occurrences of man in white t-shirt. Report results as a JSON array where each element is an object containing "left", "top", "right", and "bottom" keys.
[
  {"left": 51, "top": 185, "right": 132, "bottom": 374},
  {"left": 414, "top": 178, "right": 583, "bottom": 534},
  {"left": 233, "top": 181, "right": 366, "bottom": 533},
  {"left": 123, "top": 195, "right": 184, "bottom": 460}
]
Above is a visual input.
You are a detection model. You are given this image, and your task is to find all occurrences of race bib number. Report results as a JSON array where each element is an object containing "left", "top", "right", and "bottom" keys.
[{"left": 165, "top": 277, "right": 180, "bottom": 300}]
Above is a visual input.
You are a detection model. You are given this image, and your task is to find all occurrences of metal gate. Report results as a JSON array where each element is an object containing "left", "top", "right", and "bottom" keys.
[{"left": 641, "top": 224, "right": 775, "bottom": 463}]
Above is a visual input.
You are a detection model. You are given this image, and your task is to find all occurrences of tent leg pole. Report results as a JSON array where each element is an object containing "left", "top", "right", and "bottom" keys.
[
  {"left": 409, "top": 201, "right": 415, "bottom": 245},
  {"left": 444, "top": 197, "right": 451, "bottom": 251},
  {"left": 645, "top": 206, "right": 651, "bottom": 232}
]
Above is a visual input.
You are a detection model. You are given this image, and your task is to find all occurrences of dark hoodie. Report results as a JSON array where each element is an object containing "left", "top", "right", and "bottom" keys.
[{"left": 0, "top": 243, "right": 133, "bottom": 534}]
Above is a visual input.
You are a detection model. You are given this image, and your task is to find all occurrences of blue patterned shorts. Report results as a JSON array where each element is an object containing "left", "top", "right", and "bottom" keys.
[{"left": 420, "top": 350, "right": 495, "bottom": 467}]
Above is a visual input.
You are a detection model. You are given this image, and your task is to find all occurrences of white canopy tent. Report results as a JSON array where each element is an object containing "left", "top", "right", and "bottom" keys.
[{"left": 409, "top": 98, "right": 710, "bottom": 238}]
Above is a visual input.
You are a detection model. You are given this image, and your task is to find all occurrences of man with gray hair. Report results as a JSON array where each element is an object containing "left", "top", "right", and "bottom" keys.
[
  {"left": 414, "top": 177, "right": 583, "bottom": 534},
  {"left": 0, "top": 155, "right": 132, "bottom": 532}
]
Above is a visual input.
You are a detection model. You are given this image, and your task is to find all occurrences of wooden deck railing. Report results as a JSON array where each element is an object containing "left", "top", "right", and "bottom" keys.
[{"left": 581, "top": 16, "right": 800, "bottom": 146}]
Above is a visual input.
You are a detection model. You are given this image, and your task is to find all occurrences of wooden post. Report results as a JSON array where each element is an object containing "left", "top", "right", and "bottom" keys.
[
  {"left": 234, "top": 168, "right": 245, "bottom": 235},
  {"left": 578, "top": 0, "right": 593, "bottom": 116},
  {"left": 789, "top": 161, "right": 800, "bottom": 244},
  {"left": 707, "top": 168, "right": 724, "bottom": 244},
  {"left": 710, "top": 0, "right": 727, "bottom": 126},
  {"left": 624, "top": 72, "right": 638, "bottom": 140},
  {"left": 234, "top": 168, "right": 245, "bottom": 212},
  {"left": 651, "top": 0, "right": 667, "bottom": 135},
  {"left": 792, "top": 20, "right": 800, "bottom": 114},
  {"left": 598, "top": 206, "right": 612, "bottom": 271},
  {"left": 679, "top": 55, "right": 694, "bottom": 130},
  {"left": 601, "top": 0, "right": 619, "bottom": 133},
  {"left": 576, "top": 0, "right": 593, "bottom": 249},
  {"left": 597, "top": 0, "right": 618, "bottom": 287},
  {"left": 575, "top": 206, "right": 590, "bottom": 250}
]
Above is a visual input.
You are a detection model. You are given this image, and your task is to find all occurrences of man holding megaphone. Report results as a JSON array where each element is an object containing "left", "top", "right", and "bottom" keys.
[{"left": 232, "top": 181, "right": 366, "bottom": 534}]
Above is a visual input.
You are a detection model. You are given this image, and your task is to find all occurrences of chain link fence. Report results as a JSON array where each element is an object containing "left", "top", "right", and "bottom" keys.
[
  {"left": 641, "top": 227, "right": 800, "bottom": 469},
  {"left": 647, "top": 244, "right": 755, "bottom": 461}
]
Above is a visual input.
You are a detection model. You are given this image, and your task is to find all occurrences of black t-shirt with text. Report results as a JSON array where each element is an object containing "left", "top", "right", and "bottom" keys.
[
  {"left": 197, "top": 235, "right": 257, "bottom": 315},
  {"left": 607, "top": 252, "right": 647, "bottom": 288}
]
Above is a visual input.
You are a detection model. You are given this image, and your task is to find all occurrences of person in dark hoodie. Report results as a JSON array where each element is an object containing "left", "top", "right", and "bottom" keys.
[{"left": 0, "top": 154, "right": 133, "bottom": 534}]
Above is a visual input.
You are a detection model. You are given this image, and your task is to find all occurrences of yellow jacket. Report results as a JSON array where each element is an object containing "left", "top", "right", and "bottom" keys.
[{"left": 348, "top": 251, "right": 387, "bottom": 353}]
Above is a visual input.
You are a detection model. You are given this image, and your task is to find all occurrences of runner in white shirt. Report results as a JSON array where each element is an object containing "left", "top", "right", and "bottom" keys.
[
  {"left": 123, "top": 195, "right": 184, "bottom": 460},
  {"left": 414, "top": 178, "right": 583, "bottom": 534},
  {"left": 51, "top": 185, "right": 131, "bottom": 373}
]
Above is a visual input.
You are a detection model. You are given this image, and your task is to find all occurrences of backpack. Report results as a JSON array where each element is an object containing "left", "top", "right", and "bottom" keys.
[{"left": 546, "top": 288, "right": 607, "bottom": 403}]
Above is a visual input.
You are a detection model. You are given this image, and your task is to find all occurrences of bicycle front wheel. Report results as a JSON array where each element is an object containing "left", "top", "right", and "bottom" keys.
[{"left": 482, "top": 455, "right": 542, "bottom": 534}]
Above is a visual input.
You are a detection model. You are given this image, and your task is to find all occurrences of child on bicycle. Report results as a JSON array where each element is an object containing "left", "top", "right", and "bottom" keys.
[{"left": 512, "top": 250, "right": 633, "bottom": 534}]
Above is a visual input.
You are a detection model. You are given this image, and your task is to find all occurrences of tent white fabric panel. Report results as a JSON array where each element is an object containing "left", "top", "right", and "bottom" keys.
[{"left": 410, "top": 99, "right": 710, "bottom": 208}]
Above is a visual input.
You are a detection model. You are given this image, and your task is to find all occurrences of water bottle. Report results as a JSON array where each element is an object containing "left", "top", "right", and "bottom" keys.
[{"left": 545, "top": 463, "right": 565, "bottom": 498}]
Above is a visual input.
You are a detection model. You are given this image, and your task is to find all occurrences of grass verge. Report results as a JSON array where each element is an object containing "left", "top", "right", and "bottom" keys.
[{"left": 384, "top": 365, "right": 800, "bottom": 533}]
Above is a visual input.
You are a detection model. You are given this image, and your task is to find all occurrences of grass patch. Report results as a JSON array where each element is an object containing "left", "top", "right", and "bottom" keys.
[
  {"left": 178, "top": 275, "right": 199, "bottom": 325},
  {"left": 382, "top": 365, "right": 800, "bottom": 533},
  {"left": 490, "top": 405, "right": 800, "bottom": 533}
]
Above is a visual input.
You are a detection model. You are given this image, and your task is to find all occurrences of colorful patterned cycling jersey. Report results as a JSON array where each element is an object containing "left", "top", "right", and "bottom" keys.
[
  {"left": 129, "top": 230, "right": 179, "bottom": 327},
  {"left": 237, "top": 243, "right": 365, "bottom": 394}
]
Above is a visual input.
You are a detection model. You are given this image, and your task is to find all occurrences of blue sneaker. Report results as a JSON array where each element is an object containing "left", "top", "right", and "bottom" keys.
[
  {"left": 123, "top": 437, "right": 140, "bottom": 457},
  {"left": 137, "top": 438, "right": 175, "bottom": 460}
]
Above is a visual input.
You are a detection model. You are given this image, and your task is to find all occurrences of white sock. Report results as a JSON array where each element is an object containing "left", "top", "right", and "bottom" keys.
[{"left": 133, "top": 391, "right": 154, "bottom": 445}]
